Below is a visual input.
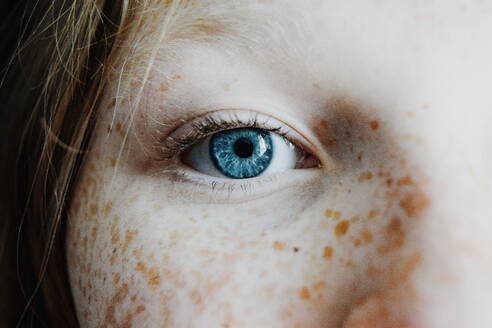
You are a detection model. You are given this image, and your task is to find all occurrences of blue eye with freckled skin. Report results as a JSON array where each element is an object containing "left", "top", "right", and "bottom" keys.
[
  {"left": 183, "top": 127, "right": 302, "bottom": 179},
  {"left": 210, "top": 128, "right": 273, "bottom": 179}
]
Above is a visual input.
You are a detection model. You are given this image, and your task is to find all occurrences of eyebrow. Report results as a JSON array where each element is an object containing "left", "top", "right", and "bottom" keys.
[{"left": 154, "top": 2, "right": 307, "bottom": 64}]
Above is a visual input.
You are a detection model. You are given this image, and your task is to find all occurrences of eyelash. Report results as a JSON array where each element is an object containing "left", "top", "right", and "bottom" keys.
[{"left": 158, "top": 112, "right": 291, "bottom": 160}]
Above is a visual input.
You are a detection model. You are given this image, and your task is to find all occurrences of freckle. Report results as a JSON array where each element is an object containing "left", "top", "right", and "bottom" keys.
[
  {"left": 378, "top": 171, "right": 390, "bottom": 178},
  {"left": 333, "top": 211, "right": 342, "bottom": 220},
  {"left": 112, "top": 272, "right": 121, "bottom": 285},
  {"left": 358, "top": 171, "right": 373, "bottom": 182},
  {"left": 387, "top": 217, "right": 402, "bottom": 234},
  {"left": 369, "top": 120, "right": 380, "bottom": 130},
  {"left": 136, "top": 305, "right": 145, "bottom": 313},
  {"left": 299, "top": 287, "right": 311, "bottom": 300},
  {"left": 386, "top": 178, "right": 393, "bottom": 186},
  {"left": 273, "top": 241, "right": 285, "bottom": 251},
  {"left": 397, "top": 175, "right": 413, "bottom": 187},
  {"left": 111, "top": 232, "right": 119, "bottom": 244},
  {"left": 367, "top": 209, "right": 379, "bottom": 220},
  {"left": 399, "top": 191, "right": 431, "bottom": 217},
  {"left": 344, "top": 259, "right": 354, "bottom": 268},
  {"left": 136, "top": 262, "right": 146, "bottom": 272},
  {"left": 313, "top": 281, "right": 327, "bottom": 291},
  {"left": 116, "top": 123, "right": 122, "bottom": 133},
  {"left": 105, "top": 283, "right": 129, "bottom": 325},
  {"left": 293, "top": 247, "right": 300, "bottom": 253},
  {"left": 312, "top": 82, "right": 321, "bottom": 89},
  {"left": 318, "top": 119, "right": 330, "bottom": 130},
  {"left": 324, "top": 209, "right": 333, "bottom": 218},
  {"left": 323, "top": 246, "right": 333, "bottom": 259},
  {"left": 132, "top": 247, "right": 143, "bottom": 259},
  {"left": 173, "top": 74, "right": 181, "bottom": 79},
  {"left": 353, "top": 239, "right": 362, "bottom": 247},
  {"left": 91, "top": 227, "right": 97, "bottom": 241},
  {"left": 362, "top": 229, "right": 373, "bottom": 243},
  {"left": 122, "top": 229, "right": 138, "bottom": 253},
  {"left": 188, "top": 290, "right": 203, "bottom": 305},
  {"left": 89, "top": 203, "right": 98, "bottom": 215},
  {"left": 335, "top": 220, "right": 350, "bottom": 236},
  {"left": 379, "top": 216, "right": 405, "bottom": 254},
  {"left": 103, "top": 201, "right": 113, "bottom": 216},
  {"left": 109, "top": 158, "right": 116, "bottom": 168},
  {"left": 131, "top": 295, "right": 137, "bottom": 302},
  {"left": 147, "top": 267, "right": 161, "bottom": 286},
  {"left": 159, "top": 83, "right": 169, "bottom": 92}
]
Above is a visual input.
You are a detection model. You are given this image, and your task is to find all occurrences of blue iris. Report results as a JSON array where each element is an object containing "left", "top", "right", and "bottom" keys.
[{"left": 210, "top": 128, "right": 273, "bottom": 179}]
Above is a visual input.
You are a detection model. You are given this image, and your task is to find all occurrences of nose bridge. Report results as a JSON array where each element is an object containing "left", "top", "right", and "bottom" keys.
[{"left": 343, "top": 108, "right": 492, "bottom": 327}]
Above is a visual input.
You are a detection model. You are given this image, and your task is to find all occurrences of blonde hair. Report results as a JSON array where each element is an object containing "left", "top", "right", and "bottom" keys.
[{"left": 0, "top": 0, "right": 196, "bottom": 326}]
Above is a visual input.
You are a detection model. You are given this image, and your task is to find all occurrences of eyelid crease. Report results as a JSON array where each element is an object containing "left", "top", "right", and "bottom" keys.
[{"left": 155, "top": 109, "right": 317, "bottom": 162}]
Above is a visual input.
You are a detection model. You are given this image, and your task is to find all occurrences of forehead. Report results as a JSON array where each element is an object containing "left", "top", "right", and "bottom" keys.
[
  {"left": 146, "top": 1, "right": 492, "bottom": 118},
  {"left": 163, "top": 1, "right": 492, "bottom": 52},
  {"left": 156, "top": 0, "right": 492, "bottom": 89}
]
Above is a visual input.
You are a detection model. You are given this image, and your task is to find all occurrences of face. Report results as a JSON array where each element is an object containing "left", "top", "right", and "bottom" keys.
[{"left": 66, "top": 1, "right": 492, "bottom": 327}]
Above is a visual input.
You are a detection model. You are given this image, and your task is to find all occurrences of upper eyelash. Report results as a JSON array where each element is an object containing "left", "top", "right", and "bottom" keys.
[{"left": 158, "top": 112, "right": 290, "bottom": 160}]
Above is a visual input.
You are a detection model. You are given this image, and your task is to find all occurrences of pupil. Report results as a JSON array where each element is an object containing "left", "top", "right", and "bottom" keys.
[{"left": 233, "top": 138, "right": 254, "bottom": 158}]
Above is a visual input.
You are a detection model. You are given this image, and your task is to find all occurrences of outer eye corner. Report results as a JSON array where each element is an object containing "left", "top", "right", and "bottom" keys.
[{"left": 297, "top": 149, "right": 323, "bottom": 170}]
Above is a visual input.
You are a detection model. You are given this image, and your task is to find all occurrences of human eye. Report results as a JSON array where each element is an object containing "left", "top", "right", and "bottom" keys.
[
  {"left": 184, "top": 127, "right": 300, "bottom": 179},
  {"left": 155, "top": 109, "right": 322, "bottom": 200}
]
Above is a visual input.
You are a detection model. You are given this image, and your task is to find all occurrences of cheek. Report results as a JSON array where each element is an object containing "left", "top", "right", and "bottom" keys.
[
  {"left": 67, "top": 175, "right": 426, "bottom": 328},
  {"left": 66, "top": 106, "right": 430, "bottom": 328}
]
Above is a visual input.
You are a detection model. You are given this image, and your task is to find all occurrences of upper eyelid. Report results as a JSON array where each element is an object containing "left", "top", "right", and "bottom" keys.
[{"left": 157, "top": 109, "right": 318, "bottom": 159}]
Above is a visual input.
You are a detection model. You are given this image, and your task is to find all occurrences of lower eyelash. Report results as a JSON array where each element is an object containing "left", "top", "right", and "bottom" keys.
[
  {"left": 157, "top": 162, "right": 321, "bottom": 204},
  {"left": 162, "top": 165, "right": 281, "bottom": 199}
]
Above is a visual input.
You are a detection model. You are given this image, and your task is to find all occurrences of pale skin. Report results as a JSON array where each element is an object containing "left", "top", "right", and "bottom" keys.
[{"left": 66, "top": 1, "right": 492, "bottom": 327}]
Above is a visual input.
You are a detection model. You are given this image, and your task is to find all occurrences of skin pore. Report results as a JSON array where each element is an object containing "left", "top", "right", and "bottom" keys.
[{"left": 66, "top": 1, "right": 492, "bottom": 327}]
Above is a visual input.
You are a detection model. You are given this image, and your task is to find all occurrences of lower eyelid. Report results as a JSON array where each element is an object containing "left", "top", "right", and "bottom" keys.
[{"left": 159, "top": 165, "right": 322, "bottom": 204}]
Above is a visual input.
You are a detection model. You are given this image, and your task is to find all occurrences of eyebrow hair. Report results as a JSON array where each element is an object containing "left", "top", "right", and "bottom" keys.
[{"left": 154, "top": 1, "right": 308, "bottom": 65}]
